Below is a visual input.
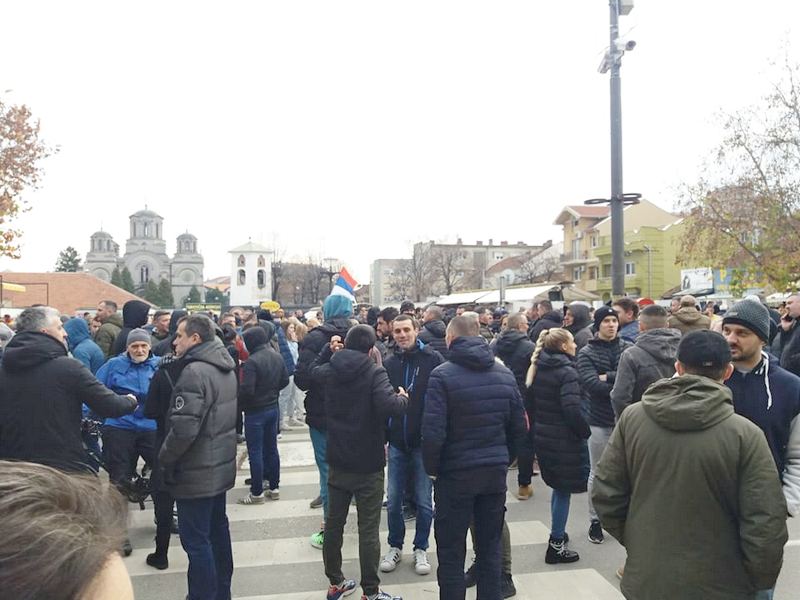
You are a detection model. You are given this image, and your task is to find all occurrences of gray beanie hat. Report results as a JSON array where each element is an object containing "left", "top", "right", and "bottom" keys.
[
  {"left": 126, "top": 328, "right": 152, "bottom": 347},
  {"left": 722, "top": 299, "right": 770, "bottom": 343}
]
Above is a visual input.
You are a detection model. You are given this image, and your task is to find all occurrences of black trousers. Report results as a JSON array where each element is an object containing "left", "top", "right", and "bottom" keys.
[
  {"left": 101, "top": 426, "right": 156, "bottom": 485},
  {"left": 152, "top": 490, "right": 176, "bottom": 555},
  {"left": 434, "top": 468, "right": 507, "bottom": 600}
]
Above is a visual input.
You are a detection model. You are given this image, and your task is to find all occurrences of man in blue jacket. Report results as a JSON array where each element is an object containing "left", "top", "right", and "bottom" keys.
[
  {"left": 422, "top": 313, "right": 526, "bottom": 600},
  {"left": 64, "top": 317, "right": 104, "bottom": 374},
  {"left": 380, "top": 315, "right": 444, "bottom": 578}
]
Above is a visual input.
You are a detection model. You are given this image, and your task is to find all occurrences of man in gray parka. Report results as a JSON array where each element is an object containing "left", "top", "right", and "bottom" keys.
[{"left": 610, "top": 304, "right": 681, "bottom": 419}]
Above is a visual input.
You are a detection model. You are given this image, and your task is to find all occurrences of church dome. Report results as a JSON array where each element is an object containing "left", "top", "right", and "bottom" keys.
[
  {"left": 177, "top": 232, "right": 197, "bottom": 241},
  {"left": 130, "top": 208, "right": 162, "bottom": 219},
  {"left": 91, "top": 230, "right": 113, "bottom": 239}
]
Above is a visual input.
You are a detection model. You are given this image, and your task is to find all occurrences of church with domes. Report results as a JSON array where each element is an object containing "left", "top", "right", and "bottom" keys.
[{"left": 84, "top": 208, "right": 204, "bottom": 303}]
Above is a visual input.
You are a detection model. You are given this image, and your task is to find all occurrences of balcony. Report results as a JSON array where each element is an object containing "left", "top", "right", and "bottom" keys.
[{"left": 559, "top": 251, "right": 594, "bottom": 265}]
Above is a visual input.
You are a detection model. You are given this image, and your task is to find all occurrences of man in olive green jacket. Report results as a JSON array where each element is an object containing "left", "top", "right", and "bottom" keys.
[{"left": 593, "top": 330, "right": 787, "bottom": 600}]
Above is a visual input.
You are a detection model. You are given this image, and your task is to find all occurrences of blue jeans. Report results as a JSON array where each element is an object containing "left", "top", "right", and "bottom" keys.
[
  {"left": 310, "top": 426, "right": 329, "bottom": 520},
  {"left": 387, "top": 445, "right": 433, "bottom": 550},
  {"left": 176, "top": 493, "right": 233, "bottom": 600},
  {"left": 550, "top": 489, "right": 571, "bottom": 539},
  {"left": 754, "top": 590, "right": 774, "bottom": 600},
  {"left": 245, "top": 406, "right": 280, "bottom": 496}
]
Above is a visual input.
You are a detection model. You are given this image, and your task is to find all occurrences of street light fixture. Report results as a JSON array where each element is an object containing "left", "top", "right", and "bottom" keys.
[{"left": 586, "top": 0, "right": 638, "bottom": 299}]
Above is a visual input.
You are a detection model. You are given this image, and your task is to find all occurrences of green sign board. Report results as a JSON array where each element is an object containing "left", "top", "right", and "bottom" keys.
[{"left": 185, "top": 303, "right": 222, "bottom": 312}]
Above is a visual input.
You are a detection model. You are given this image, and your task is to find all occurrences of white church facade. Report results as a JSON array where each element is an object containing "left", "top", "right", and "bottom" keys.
[{"left": 84, "top": 208, "right": 204, "bottom": 303}]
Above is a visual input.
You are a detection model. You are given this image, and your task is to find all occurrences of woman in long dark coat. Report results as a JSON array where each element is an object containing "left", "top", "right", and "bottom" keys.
[{"left": 526, "top": 328, "right": 591, "bottom": 564}]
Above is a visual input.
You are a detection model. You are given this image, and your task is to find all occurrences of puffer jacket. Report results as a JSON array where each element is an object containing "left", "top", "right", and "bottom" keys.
[
  {"left": 528, "top": 310, "right": 564, "bottom": 343},
  {"left": 566, "top": 304, "right": 593, "bottom": 350},
  {"left": 153, "top": 310, "right": 188, "bottom": 357},
  {"left": 667, "top": 306, "right": 711, "bottom": 335},
  {"left": 384, "top": 340, "right": 444, "bottom": 451},
  {"left": 418, "top": 319, "right": 449, "bottom": 359},
  {"left": 493, "top": 329, "right": 535, "bottom": 398},
  {"left": 593, "top": 375, "right": 788, "bottom": 599},
  {"left": 610, "top": 327, "right": 681, "bottom": 418},
  {"left": 422, "top": 336, "right": 526, "bottom": 477},
  {"left": 576, "top": 335, "right": 632, "bottom": 427},
  {"left": 311, "top": 347, "right": 407, "bottom": 473},
  {"left": 0, "top": 331, "right": 135, "bottom": 472},
  {"left": 726, "top": 352, "right": 800, "bottom": 516},
  {"left": 158, "top": 339, "right": 238, "bottom": 499},
  {"left": 293, "top": 317, "right": 353, "bottom": 431},
  {"left": 64, "top": 317, "right": 105, "bottom": 374},
  {"left": 527, "top": 349, "right": 590, "bottom": 493},
  {"left": 96, "top": 352, "right": 160, "bottom": 431},
  {"left": 95, "top": 312, "right": 123, "bottom": 359},
  {"left": 110, "top": 300, "right": 151, "bottom": 356}
]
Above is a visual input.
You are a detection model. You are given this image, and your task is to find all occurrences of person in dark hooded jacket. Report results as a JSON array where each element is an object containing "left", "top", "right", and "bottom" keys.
[
  {"left": 110, "top": 300, "right": 151, "bottom": 357},
  {"left": 418, "top": 306, "right": 449, "bottom": 359},
  {"left": 310, "top": 324, "right": 408, "bottom": 600},
  {"left": 294, "top": 294, "right": 355, "bottom": 549},
  {"left": 493, "top": 312, "right": 537, "bottom": 502},
  {"left": 152, "top": 310, "right": 188, "bottom": 356},
  {"left": 422, "top": 314, "right": 526, "bottom": 600},
  {"left": 526, "top": 327, "right": 590, "bottom": 564},
  {"left": 0, "top": 307, "right": 137, "bottom": 473},
  {"left": 238, "top": 326, "right": 289, "bottom": 505},
  {"left": 564, "top": 303, "right": 593, "bottom": 351},
  {"left": 610, "top": 304, "right": 681, "bottom": 419},
  {"left": 64, "top": 317, "right": 105, "bottom": 374}
]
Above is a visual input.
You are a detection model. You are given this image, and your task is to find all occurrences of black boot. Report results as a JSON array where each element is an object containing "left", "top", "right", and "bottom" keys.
[
  {"left": 146, "top": 551, "right": 169, "bottom": 570},
  {"left": 545, "top": 536, "right": 579, "bottom": 564},
  {"left": 501, "top": 572, "right": 517, "bottom": 598},
  {"left": 464, "top": 562, "right": 477, "bottom": 588}
]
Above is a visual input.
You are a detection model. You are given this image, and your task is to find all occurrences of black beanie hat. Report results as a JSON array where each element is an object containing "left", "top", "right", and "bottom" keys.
[
  {"left": 242, "top": 326, "right": 267, "bottom": 353},
  {"left": 593, "top": 305, "right": 618, "bottom": 331}
]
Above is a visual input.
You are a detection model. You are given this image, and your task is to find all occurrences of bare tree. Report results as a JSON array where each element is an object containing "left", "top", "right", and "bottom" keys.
[
  {"left": 518, "top": 251, "right": 562, "bottom": 284},
  {"left": 430, "top": 247, "right": 465, "bottom": 295}
]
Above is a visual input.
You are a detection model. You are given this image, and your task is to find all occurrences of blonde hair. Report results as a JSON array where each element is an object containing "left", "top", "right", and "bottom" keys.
[
  {"left": 294, "top": 321, "right": 309, "bottom": 342},
  {"left": 525, "top": 328, "right": 573, "bottom": 387}
]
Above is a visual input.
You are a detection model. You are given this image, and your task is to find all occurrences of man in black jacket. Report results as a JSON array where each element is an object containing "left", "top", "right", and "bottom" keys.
[
  {"left": 576, "top": 306, "right": 631, "bottom": 545},
  {"left": 311, "top": 325, "right": 408, "bottom": 600},
  {"left": 158, "top": 314, "right": 238, "bottom": 600},
  {"left": 238, "top": 326, "right": 289, "bottom": 505},
  {"left": 528, "top": 300, "right": 563, "bottom": 343},
  {"left": 422, "top": 314, "right": 526, "bottom": 600},
  {"left": 294, "top": 294, "right": 355, "bottom": 548},
  {"left": 493, "top": 312, "right": 537, "bottom": 501},
  {"left": 0, "top": 306, "right": 137, "bottom": 473},
  {"left": 418, "top": 305, "right": 449, "bottom": 359},
  {"left": 379, "top": 315, "right": 444, "bottom": 578}
]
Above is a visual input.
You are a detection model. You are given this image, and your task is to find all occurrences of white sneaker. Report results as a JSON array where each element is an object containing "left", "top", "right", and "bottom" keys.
[
  {"left": 413, "top": 548, "right": 430, "bottom": 575},
  {"left": 266, "top": 488, "right": 280, "bottom": 500},
  {"left": 379, "top": 547, "right": 402, "bottom": 572}
]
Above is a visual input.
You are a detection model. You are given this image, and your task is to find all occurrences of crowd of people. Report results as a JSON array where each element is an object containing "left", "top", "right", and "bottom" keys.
[{"left": 1, "top": 290, "right": 799, "bottom": 600}]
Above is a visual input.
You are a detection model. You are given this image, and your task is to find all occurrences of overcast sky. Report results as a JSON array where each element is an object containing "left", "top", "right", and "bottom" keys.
[{"left": 1, "top": 1, "right": 798, "bottom": 284}]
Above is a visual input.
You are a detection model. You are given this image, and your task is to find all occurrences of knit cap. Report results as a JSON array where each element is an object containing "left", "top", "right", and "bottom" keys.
[
  {"left": 126, "top": 328, "right": 152, "bottom": 346},
  {"left": 593, "top": 305, "right": 618, "bottom": 331},
  {"left": 722, "top": 299, "right": 770, "bottom": 343}
]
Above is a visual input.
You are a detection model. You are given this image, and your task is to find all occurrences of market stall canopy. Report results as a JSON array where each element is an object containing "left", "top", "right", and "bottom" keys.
[
  {"left": 475, "top": 285, "right": 557, "bottom": 304},
  {"left": 434, "top": 290, "right": 493, "bottom": 306}
]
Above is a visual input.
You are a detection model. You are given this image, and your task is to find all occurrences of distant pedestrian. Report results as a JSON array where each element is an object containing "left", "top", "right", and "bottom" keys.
[{"left": 667, "top": 295, "right": 710, "bottom": 335}]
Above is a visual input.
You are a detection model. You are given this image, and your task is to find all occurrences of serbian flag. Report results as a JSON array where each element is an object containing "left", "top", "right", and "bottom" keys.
[{"left": 330, "top": 267, "right": 358, "bottom": 301}]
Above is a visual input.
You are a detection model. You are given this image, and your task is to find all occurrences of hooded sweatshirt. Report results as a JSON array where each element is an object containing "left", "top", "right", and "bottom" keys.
[
  {"left": 418, "top": 319, "right": 449, "bottom": 359},
  {"left": 528, "top": 310, "right": 564, "bottom": 344},
  {"left": 110, "top": 300, "right": 151, "bottom": 356},
  {"left": 311, "top": 347, "right": 407, "bottom": 473},
  {"left": 726, "top": 352, "right": 800, "bottom": 516},
  {"left": 565, "top": 304, "right": 593, "bottom": 350},
  {"left": 95, "top": 312, "right": 123, "bottom": 359},
  {"left": 593, "top": 375, "right": 788, "bottom": 599},
  {"left": 64, "top": 317, "right": 105, "bottom": 374},
  {"left": 610, "top": 327, "right": 681, "bottom": 418}
]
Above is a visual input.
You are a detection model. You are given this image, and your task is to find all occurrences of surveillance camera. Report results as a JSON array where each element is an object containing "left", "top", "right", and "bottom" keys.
[{"left": 614, "top": 39, "right": 636, "bottom": 52}]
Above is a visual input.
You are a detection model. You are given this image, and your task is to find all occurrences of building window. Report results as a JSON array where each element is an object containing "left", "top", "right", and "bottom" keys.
[
  {"left": 494, "top": 253, "right": 504, "bottom": 261},
  {"left": 573, "top": 267, "right": 581, "bottom": 281},
  {"left": 590, "top": 235, "right": 598, "bottom": 248},
  {"left": 238, "top": 255, "right": 246, "bottom": 267},
  {"left": 625, "top": 262, "right": 636, "bottom": 276},
  {"left": 571, "top": 239, "right": 580, "bottom": 257},
  {"left": 589, "top": 267, "right": 597, "bottom": 280},
  {"left": 257, "top": 255, "right": 266, "bottom": 268},
  {"left": 602, "top": 264, "right": 612, "bottom": 278},
  {"left": 143, "top": 222, "right": 150, "bottom": 238},
  {"left": 140, "top": 265, "right": 150, "bottom": 283},
  {"left": 257, "top": 269, "right": 266, "bottom": 289},
  {"left": 238, "top": 269, "right": 246, "bottom": 285}
]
